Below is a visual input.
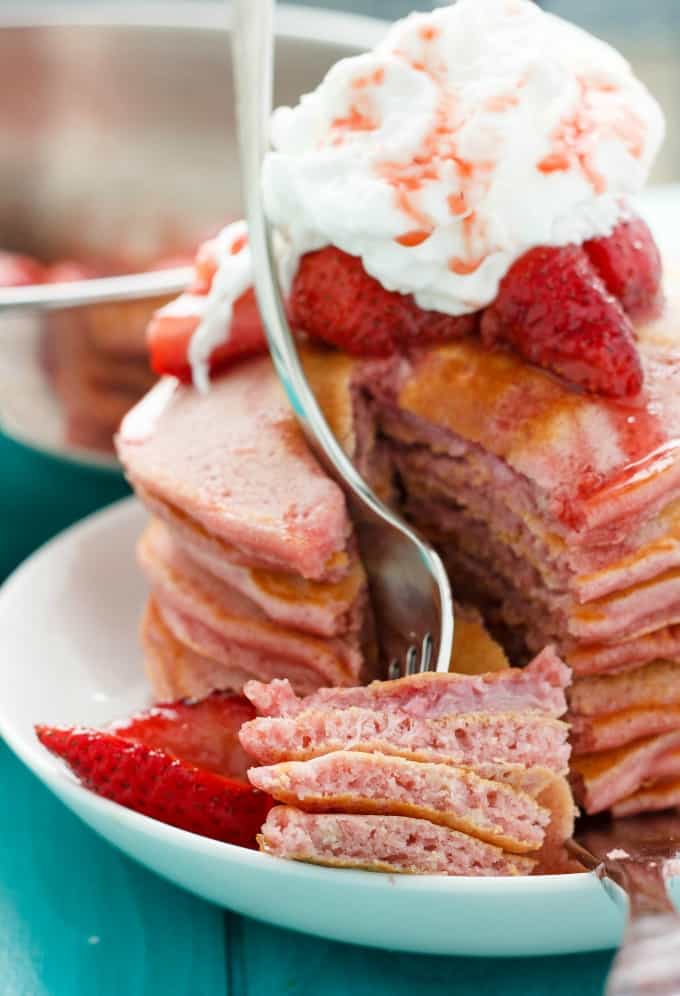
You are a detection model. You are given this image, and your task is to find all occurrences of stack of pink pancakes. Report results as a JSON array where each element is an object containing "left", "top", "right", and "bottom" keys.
[
  {"left": 118, "top": 346, "right": 513, "bottom": 697},
  {"left": 117, "top": 273, "right": 680, "bottom": 817},
  {"left": 363, "top": 276, "right": 680, "bottom": 818},
  {"left": 240, "top": 658, "right": 574, "bottom": 875},
  {"left": 118, "top": 350, "right": 386, "bottom": 697}
]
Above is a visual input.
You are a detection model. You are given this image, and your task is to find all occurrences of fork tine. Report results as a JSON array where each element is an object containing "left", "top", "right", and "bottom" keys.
[
  {"left": 405, "top": 646, "right": 418, "bottom": 676},
  {"left": 387, "top": 659, "right": 401, "bottom": 681},
  {"left": 420, "top": 633, "right": 433, "bottom": 673}
]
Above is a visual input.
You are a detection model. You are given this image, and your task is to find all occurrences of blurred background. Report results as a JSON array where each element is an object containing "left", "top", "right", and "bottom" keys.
[
  {"left": 18, "top": 0, "right": 680, "bottom": 184},
  {"left": 2, "top": 0, "right": 677, "bottom": 465},
  {"left": 12, "top": 0, "right": 680, "bottom": 185}
]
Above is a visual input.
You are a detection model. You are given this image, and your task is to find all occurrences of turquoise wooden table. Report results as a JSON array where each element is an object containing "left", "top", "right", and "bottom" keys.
[{"left": 0, "top": 430, "right": 616, "bottom": 995}]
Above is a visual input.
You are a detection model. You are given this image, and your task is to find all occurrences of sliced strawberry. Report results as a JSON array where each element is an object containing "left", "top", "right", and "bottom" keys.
[
  {"left": 480, "top": 245, "right": 643, "bottom": 398},
  {"left": 0, "top": 251, "right": 46, "bottom": 287},
  {"left": 112, "top": 692, "right": 255, "bottom": 781},
  {"left": 290, "top": 246, "right": 477, "bottom": 356},
  {"left": 36, "top": 725, "right": 271, "bottom": 847},
  {"left": 147, "top": 287, "right": 265, "bottom": 381},
  {"left": 585, "top": 216, "right": 663, "bottom": 320}
]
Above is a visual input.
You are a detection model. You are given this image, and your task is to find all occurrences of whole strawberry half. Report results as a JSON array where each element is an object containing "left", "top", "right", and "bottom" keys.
[
  {"left": 585, "top": 216, "right": 663, "bottom": 320},
  {"left": 480, "top": 245, "right": 644, "bottom": 398},
  {"left": 290, "top": 246, "right": 477, "bottom": 356},
  {"left": 113, "top": 692, "right": 256, "bottom": 781},
  {"left": 36, "top": 693, "right": 272, "bottom": 847}
]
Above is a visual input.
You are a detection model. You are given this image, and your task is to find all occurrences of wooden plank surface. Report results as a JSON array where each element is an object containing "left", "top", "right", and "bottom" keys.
[
  {"left": 227, "top": 914, "right": 614, "bottom": 996},
  {"left": 0, "top": 742, "right": 227, "bottom": 996}
]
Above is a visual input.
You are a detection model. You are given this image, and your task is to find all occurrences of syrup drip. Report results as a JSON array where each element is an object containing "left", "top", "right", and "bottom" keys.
[
  {"left": 328, "top": 67, "right": 387, "bottom": 147},
  {"left": 559, "top": 392, "right": 672, "bottom": 527},
  {"left": 448, "top": 256, "right": 483, "bottom": 276},
  {"left": 485, "top": 94, "right": 519, "bottom": 113}
]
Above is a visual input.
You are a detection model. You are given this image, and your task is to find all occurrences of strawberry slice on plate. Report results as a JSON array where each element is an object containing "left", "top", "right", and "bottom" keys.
[
  {"left": 147, "top": 287, "right": 265, "bottom": 382},
  {"left": 36, "top": 693, "right": 272, "bottom": 847},
  {"left": 480, "top": 244, "right": 644, "bottom": 398},
  {"left": 113, "top": 692, "right": 256, "bottom": 781},
  {"left": 584, "top": 216, "right": 663, "bottom": 320},
  {"left": 291, "top": 246, "right": 477, "bottom": 356}
]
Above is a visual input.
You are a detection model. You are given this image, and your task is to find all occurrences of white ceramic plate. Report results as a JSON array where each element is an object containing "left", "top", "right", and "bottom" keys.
[{"left": 0, "top": 496, "right": 633, "bottom": 958}]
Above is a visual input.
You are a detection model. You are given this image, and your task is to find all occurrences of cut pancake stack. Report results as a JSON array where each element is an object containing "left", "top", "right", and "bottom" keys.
[
  {"left": 363, "top": 278, "right": 680, "bottom": 816},
  {"left": 119, "top": 350, "right": 386, "bottom": 697},
  {"left": 241, "top": 652, "right": 575, "bottom": 876},
  {"left": 117, "top": 275, "right": 680, "bottom": 816},
  {"left": 118, "top": 347, "right": 512, "bottom": 698}
]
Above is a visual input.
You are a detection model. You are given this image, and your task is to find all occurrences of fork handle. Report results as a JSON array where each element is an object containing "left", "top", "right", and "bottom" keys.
[
  {"left": 231, "top": 0, "right": 454, "bottom": 675},
  {"left": 231, "top": 0, "right": 380, "bottom": 498},
  {"left": 0, "top": 267, "right": 192, "bottom": 313},
  {"left": 605, "top": 862, "right": 680, "bottom": 995},
  {"left": 606, "top": 912, "right": 680, "bottom": 995}
]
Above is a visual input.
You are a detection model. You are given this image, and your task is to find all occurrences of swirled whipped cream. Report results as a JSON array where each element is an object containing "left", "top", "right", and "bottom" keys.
[{"left": 185, "top": 0, "right": 665, "bottom": 385}]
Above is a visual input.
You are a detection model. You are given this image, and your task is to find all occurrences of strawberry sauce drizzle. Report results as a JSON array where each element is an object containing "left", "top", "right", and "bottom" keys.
[
  {"left": 230, "top": 233, "right": 248, "bottom": 256},
  {"left": 396, "top": 230, "right": 432, "bottom": 247},
  {"left": 378, "top": 31, "right": 507, "bottom": 267},
  {"left": 448, "top": 256, "right": 483, "bottom": 276},
  {"left": 538, "top": 75, "right": 646, "bottom": 195},
  {"left": 330, "top": 105, "right": 377, "bottom": 136},
  {"left": 328, "top": 65, "right": 386, "bottom": 146}
]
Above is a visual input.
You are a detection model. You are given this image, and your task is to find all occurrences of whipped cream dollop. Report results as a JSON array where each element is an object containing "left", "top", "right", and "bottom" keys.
[{"left": 184, "top": 0, "right": 665, "bottom": 385}]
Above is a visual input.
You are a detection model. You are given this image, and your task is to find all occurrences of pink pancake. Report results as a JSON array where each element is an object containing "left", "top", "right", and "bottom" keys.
[
  {"left": 243, "top": 646, "right": 569, "bottom": 719},
  {"left": 120, "top": 266, "right": 680, "bottom": 816},
  {"left": 117, "top": 356, "right": 352, "bottom": 581},
  {"left": 572, "top": 731, "right": 680, "bottom": 814},
  {"left": 139, "top": 520, "right": 366, "bottom": 693},
  {"left": 258, "top": 807, "right": 536, "bottom": 876},
  {"left": 248, "top": 750, "right": 550, "bottom": 853},
  {"left": 239, "top": 705, "right": 569, "bottom": 771},
  {"left": 612, "top": 769, "right": 680, "bottom": 817}
]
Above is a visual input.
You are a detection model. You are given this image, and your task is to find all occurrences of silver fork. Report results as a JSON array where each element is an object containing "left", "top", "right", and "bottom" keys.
[{"left": 231, "top": 0, "right": 454, "bottom": 678}]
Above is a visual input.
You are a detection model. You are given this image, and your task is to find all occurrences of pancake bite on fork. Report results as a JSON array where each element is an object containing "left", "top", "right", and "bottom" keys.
[{"left": 242, "top": 662, "right": 575, "bottom": 875}]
